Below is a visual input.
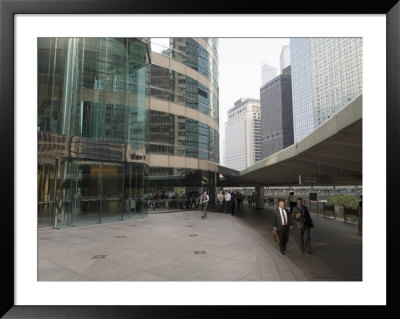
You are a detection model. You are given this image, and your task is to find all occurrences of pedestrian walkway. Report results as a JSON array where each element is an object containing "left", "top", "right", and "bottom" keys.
[
  {"left": 38, "top": 210, "right": 308, "bottom": 281},
  {"left": 232, "top": 202, "right": 362, "bottom": 281}
]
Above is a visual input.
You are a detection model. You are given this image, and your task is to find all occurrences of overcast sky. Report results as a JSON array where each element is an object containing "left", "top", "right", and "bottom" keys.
[{"left": 218, "top": 38, "right": 289, "bottom": 163}]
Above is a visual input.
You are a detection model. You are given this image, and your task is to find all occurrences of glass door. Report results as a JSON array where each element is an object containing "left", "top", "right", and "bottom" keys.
[{"left": 38, "top": 160, "right": 56, "bottom": 228}]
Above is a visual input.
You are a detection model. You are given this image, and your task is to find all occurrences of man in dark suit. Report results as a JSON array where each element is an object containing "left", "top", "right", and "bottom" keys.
[
  {"left": 294, "top": 197, "right": 312, "bottom": 254},
  {"left": 273, "top": 200, "right": 293, "bottom": 255}
]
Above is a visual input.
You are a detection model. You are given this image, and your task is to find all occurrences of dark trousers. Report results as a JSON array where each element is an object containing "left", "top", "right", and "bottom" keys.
[
  {"left": 289, "top": 202, "right": 296, "bottom": 214},
  {"left": 224, "top": 201, "right": 231, "bottom": 213},
  {"left": 299, "top": 225, "right": 311, "bottom": 252},
  {"left": 277, "top": 226, "right": 290, "bottom": 252},
  {"left": 220, "top": 201, "right": 225, "bottom": 213}
]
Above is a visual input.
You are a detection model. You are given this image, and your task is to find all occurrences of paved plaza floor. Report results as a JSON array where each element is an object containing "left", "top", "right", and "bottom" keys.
[
  {"left": 38, "top": 210, "right": 308, "bottom": 281},
  {"left": 236, "top": 205, "right": 362, "bottom": 281}
]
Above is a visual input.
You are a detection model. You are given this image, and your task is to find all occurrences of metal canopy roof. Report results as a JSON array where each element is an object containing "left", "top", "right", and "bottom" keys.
[{"left": 219, "top": 95, "right": 362, "bottom": 187}]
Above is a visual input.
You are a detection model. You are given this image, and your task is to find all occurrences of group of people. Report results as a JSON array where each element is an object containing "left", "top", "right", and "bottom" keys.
[
  {"left": 145, "top": 190, "right": 199, "bottom": 210},
  {"left": 215, "top": 190, "right": 245, "bottom": 216},
  {"left": 273, "top": 196, "right": 313, "bottom": 255}
]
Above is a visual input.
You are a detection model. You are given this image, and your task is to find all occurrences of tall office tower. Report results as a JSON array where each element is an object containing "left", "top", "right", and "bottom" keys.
[
  {"left": 290, "top": 38, "right": 362, "bottom": 142},
  {"left": 280, "top": 45, "right": 291, "bottom": 74},
  {"left": 225, "top": 98, "right": 262, "bottom": 171},
  {"left": 37, "top": 37, "right": 220, "bottom": 228},
  {"left": 145, "top": 37, "right": 220, "bottom": 208},
  {"left": 261, "top": 63, "right": 277, "bottom": 86},
  {"left": 260, "top": 66, "right": 294, "bottom": 158},
  {"left": 222, "top": 139, "right": 226, "bottom": 166}
]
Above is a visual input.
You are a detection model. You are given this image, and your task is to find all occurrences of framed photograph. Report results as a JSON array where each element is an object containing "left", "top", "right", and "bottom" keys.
[{"left": 1, "top": 0, "right": 398, "bottom": 317}]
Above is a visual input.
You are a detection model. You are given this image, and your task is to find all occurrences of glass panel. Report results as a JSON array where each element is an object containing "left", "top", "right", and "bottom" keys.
[
  {"left": 146, "top": 167, "right": 217, "bottom": 213},
  {"left": 37, "top": 158, "right": 57, "bottom": 228},
  {"left": 38, "top": 38, "right": 150, "bottom": 228}
]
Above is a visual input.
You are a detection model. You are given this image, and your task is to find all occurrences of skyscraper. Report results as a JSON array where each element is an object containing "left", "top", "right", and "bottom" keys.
[
  {"left": 280, "top": 45, "right": 291, "bottom": 74},
  {"left": 225, "top": 98, "right": 262, "bottom": 171},
  {"left": 260, "top": 66, "right": 294, "bottom": 158},
  {"left": 290, "top": 38, "right": 362, "bottom": 142},
  {"left": 261, "top": 63, "right": 277, "bottom": 86},
  {"left": 148, "top": 37, "right": 220, "bottom": 206},
  {"left": 37, "top": 37, "right": 220, "bottom": 228}
]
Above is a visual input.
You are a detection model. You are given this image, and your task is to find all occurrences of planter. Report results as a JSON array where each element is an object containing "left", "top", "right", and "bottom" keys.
[
  {"left": 344, "top": 206, "right": 359, "bottom": 224},
  {"left": 323, "top": 204, "right": 334, "bottom": 219},
  {"left": 334, "top": 205, "right": 344, "bottom": 221}
]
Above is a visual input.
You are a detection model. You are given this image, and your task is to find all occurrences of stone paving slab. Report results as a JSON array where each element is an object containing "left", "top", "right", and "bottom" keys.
[{"left": 38, "top": 210, "right": 308, "bottom": 281}]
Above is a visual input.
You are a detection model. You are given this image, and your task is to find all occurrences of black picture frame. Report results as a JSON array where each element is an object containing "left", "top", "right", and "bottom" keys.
[{"left": 1, "top": 0, "right": 399, "bottom": 317}]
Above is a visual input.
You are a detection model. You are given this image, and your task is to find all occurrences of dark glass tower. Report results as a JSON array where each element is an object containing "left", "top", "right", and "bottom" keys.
[{"left": 260, "top": 65, "right": 294, "bottom": 159}]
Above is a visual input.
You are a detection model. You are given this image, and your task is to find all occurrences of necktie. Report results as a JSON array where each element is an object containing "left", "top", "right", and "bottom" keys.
[{"left": 281, "top": 208, "right": 286, "bottom": 225}]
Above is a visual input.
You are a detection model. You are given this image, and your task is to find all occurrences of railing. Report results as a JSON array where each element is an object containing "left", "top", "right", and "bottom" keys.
[{"left": 264, "top": 199, "right": 361, "bottom": 227}]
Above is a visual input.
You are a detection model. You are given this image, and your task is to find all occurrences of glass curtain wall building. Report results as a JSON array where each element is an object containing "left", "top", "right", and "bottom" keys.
[
  {"left": 38, "top": 37, "right": 220, "bottom": 227},
  {"left": 146, "top": 38, "right": 220, "bottom": 212},
  {"left": 290, "top": 38, "right": 362, "bottom": 142},
  {"left": 38, "top": 38, "right": 151, "bottom": 228}
]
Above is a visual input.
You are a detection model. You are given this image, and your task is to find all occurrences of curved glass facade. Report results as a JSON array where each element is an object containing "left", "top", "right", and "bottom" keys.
[
  {"left": 204, "top": 37, "right": 219, "bottom": 62},
  {"left": 149, "top": 65, "right": 219, "bottom": 122},
  {"left": 150, "top": 38, "right": 219, "bottom": 90},
  {"left": 38, "top": 37, "right": 220, "bottom": 226},
  {"left": 38, "top": 38, "right": 150, "bottom": 146},
  {"left": 38, "top": 38, "right": 151, "bottom": 228},
  {"left": 145, "top": 38, "right": 220, "bottom": 212}
]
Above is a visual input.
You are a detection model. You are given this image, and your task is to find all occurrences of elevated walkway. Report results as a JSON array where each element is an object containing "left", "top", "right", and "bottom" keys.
[{"left": 220, "top": 94, "right": 362, "bottom": 187}]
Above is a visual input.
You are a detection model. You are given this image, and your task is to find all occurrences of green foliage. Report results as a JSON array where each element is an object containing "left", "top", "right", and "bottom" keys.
[{"left": 327, "top": 194, "right": 359, "bottom": 209}]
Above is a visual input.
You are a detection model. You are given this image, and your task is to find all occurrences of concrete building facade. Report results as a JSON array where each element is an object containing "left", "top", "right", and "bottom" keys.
[
  {"left": 290, "top": 38, "right": 362, "bottom": 142},
  {"left": 225, "top": 98, "right": 262, "bottom": 171},
  {"left": 260, "top": 66, "right": 294, "bottom": 159}
]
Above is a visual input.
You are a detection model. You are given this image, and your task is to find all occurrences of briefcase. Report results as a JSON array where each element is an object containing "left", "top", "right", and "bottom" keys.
[{"left": 273, "top": 231, "right": 280, "bottom": 244}]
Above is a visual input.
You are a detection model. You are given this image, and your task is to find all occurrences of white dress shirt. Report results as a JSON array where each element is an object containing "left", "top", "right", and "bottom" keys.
[{"left": 279, "top": 207, "right": 288, "bottom": 226}]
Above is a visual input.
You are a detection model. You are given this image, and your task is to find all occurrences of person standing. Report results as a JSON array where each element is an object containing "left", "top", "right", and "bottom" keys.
[
  {"left": 224, "top": 190, "right": 231, "bottom": 214},
  {"left": 236, "top": 192, "right": 243, "bottom": 212},
  {"left": 190, "top": 192, "right": 198, "bottom": 209},
  {"left": 221, "top": 191, "right": 226, "bottom": 213},
  {"left": 273, "top": 200, "right": 293, "bottom": 255},
  {"left": 287, "top": 191, "right": 296, "bottom": 215},
  {"left": 200, "top": 190, "right": 209, "bottom": 219},
  {"left": 294, "top": 197, "right": 313, "bottom": 254},
  {"left": 217, "top": 191, "right": 223, "bottom": 211},
  {"left": 251, "top": 192, "right": 256, "bottom": 208},
  {"left": 231, "top": 192, "right": 236, "bottom": 216}
]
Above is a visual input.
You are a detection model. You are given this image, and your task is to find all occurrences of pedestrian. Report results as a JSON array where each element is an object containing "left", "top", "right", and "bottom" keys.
[
  {"left": 200, "top": 190, "right": 209, "bottom": 219},
  {"left": 161, "top": 190, "right": 166, "bottom": 208},
  {"left": 148, "top": 192, "right": 155, "bottom": 210},
  {"left": 251, "top": 192, "right": 256, "bottom": 208},
  {"left": 221, "top": 191, "right": 226, "bottom": 213},
  {"left": 217, "top": 191, "right": 223, "bottom": 211},
  {"left": 273, "top": 199, "right": 293, "bottom": 255},
  {"left": 179, "top": 191, "right": 185, "bottom": 209},
  {"left": 294, "top": 197, "right": 313, "bottom": 254},
  {"left": 287, "top": 191, "right": 296, "bottom": 215},
  {"left": 185, "top": 192, "right": 191, "bottom": 209},
  {"left": 236, "top": 192, "right": 243, "bottom": 211},
  {"left": 154, "top": 192, "right": 159, "bottom": 209},
  {"left": 168, "top": 190, "right": 177, "bottom": 209},
  {"left": 231, "top": 192, "right": 236, "bottom": 216},
  {"left": 224, "top": 190, "right": 231, "bottom": 214}
]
